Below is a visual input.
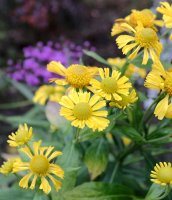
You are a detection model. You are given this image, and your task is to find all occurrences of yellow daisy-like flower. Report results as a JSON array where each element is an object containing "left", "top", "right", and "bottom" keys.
[
  {"left": 0, "top": 158, "right": 20, "bottom": 175},
  {"left": 157, "top": 2, "right": 172, "bottom": 40},
  {"left": 150, "top": 162, "right": 172, "bottom": 185},
  {"left": 33, "top": 85, "right": 65, "bottom": 105},
  {"left": 109, "top": 89, "right": 138, "bottom": 110},
  {"left": 129, "top": 9, "right": 163, "bottom": 31},
  {"left": 116, "top": 23, "right": 162, "bottom": 65},
  {"left": 59, "top": 90, "right": 109, "bottom": 131},
  {"left": 90, "top": 68, "right": 132, "bottom": 101},
  {"left": 47, "top": 61, "right": 97, "bottom": 89},
  {"left": 144, "top": 61, "right": 172, "bottom": 120},
  {"left": 13, "top": 140, "right": 64, "bottom": 194},
  {"left": 7, "top": 124, "right": 32, "bottom": 147},
  {"left": 107, "top": 57, "right": 146, "bottom": 78},
  {"left": 111, "top": 9, "right": 163, "bottom": 36}
]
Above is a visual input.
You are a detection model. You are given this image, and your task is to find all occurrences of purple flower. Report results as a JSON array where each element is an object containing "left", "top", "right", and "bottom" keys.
[{"left": 7, "top": 40, "right": 95, "bottom": 86}]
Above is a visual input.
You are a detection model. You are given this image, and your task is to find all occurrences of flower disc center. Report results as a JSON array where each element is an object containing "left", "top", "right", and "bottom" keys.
[
  {"left": 66, "top": 65, "right": 91, "bottom": 88},
  {"left": 101, "top": 77, "right": 118, "bottom": 93},
  {"left": 73, "top": 102, "right": 92, "bottom": 120},
  {"left": 30, "top": 155, "right": 49, "bottom": 175},
  {"left": 157, "top": 167, "right": 172, "bottom": 183},
  {"left": 136, "top": 28, "right": 157, "bottom": 47}
]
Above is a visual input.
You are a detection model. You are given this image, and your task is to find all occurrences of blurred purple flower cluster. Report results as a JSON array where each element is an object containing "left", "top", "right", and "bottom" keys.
[{"left": 7, "top": 40, "right": 96, "bottom": 86}]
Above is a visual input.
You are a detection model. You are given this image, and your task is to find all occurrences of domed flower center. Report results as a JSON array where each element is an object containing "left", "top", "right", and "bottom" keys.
[
  {"left": 135, "top": 28, "right": 157, "bottom": 47},
  {"left": 73, "top": 102, "right": 92, "bottom": 120},
  {"left": 130, "top": 9, "right": 154, "bottom": 28},
  {"left": 30, "top": 155, "right": 49, "bottom": 175},
  {"left": 65, "top": 65, "right": 91, "bottom": 88},
  {"left": 101, "top": 77, "right": 118, "bottom": 93},
  {"left": 15, "top": 131, "right": 27, "bottom": 143},
  {"left": 164, "top": 73, "right": 172, "bottom": 96},
  {"left": 157, "top": 167, "right": 172, "bottom": 183}
]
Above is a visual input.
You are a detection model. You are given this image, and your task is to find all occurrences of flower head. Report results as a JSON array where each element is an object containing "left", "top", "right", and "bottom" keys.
[
  {"left": 157, "top": 2, "right": 172, "bottom": 40},
  {"left": 109, "top": 89, "right": 138, "bottom": 109},
  {"left": 0, "top": 158, "right": 20, "bottom": 175},
  {"left": 59, "top": 90, "right": 109, "bottom": 131},
  {"left": 129, "top": 9, "right": 163, "bottom": 30},
  {"left": 107, "top": 57, "right": 146, "bottom": 78},
  {"left": 144, "top": 61, "right": 172, "bottom": 120},
  {"left": 90, "top": 68, "right": 132, "bottom": 101},
  {"left": 116, "top": 23, "right": 162, "bottom": 64},
  {"left": 13, "top": 141, "right": 64, "bottom": 194},
  {"left": 150, "top": 162, "right": 172, "bottom": 185},
  {"left": 47, "top": 61, "right": 97, "bottom": 89},
  {"left": 33, "top": 85, "right": 65, "bottom": 105},
  {"left": 111, "top": 9, "right": 163, "bottom": 36},
  {"left": 7, "top": 124, "right": 33, "bottom": 147}
]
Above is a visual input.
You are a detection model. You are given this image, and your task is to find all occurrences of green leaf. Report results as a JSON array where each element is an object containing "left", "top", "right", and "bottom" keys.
[
  {"left": 33, "top": 191, "right": 50, "bottom": 200},
  {"left": 57, "top": 142, "right": 80, "bottom": 192},
  {"left": 84, "top": 139, "right": 109, "bottom": 180},
  {"left": 130, "top": 53, "right": 152, "bottom": 69},
  {"left": 0, "top": 188, "right": 34, "bottom": 200},
  {"left": 145, "top": 183, "right": 166, "bottom": 200},
  {"left": 79, "top": 128, "right": 105, "bottom": 142},
  {"left": 63, "top": 182, "right": 134, "bottom": 200},
  {"left": 83, "top": 50, "right": 111, "bottom": 66},
  {"left": 9, "top": 79, "right": 34, "bottom": 100},
  {"left": 115, "top": 127, "right": 145, "bottom": 143}
]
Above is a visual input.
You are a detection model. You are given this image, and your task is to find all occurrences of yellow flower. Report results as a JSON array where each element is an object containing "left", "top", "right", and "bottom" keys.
[
  {"left": 122, "top": 137, "right": 131, "bottom": 146},
  {"left": 111, "top": 9, "right": 163, "bottom": 36},
  {"left": 33, "top": 85, "right": 65, "bottom": 105},
  {"left": 0, "top": 158, "right": 20, "bottom": 175},
  {"left": 47, "top": 61, "right": 97, "bottom": 89},
  {"left": 7, "top": 124, "right": 32, "bottom": 147},
  {"left": 129, "top": 9, "right": 163, "bottom": 30},
  {"left": 157, "top": 2, "right": 172, "bottom": 40},
  {"left": 109, "top": 89, "right": 138, "bottom": 109},
  {"left": 59, "top": 90, "right": 109, "bottom": 131},
  {"left": 90, "top": 68, "right": 132, "bottom": 101},
  {"left": 13, "top": 141, "right": 64, "bottom": 194},
  {"left": 144, "top": 61, "right": 172, "bottom": 120},
  {"left": 150, "top": 162, "right": 172, "bottom": 185},
  {"left": 107, "top": 57, "right": 146, "bottom": 78},
  {"left": 116, "top": 23, "right": 162, "bottom": 65}
]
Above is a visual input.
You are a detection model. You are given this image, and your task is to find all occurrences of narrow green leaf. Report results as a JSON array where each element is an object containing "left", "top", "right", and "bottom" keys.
[
  {"left": 9, "top": 79, "right": 34, "bottom": 100},
  {"left": 63, "top": 182, "right": 134, "bottom": 200},
  {"left": 83, "top": 50, "right": 111, "bottom": 66}
]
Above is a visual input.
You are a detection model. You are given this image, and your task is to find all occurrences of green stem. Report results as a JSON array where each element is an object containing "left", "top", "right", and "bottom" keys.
[
  {"left": 140, "top": 92, "right": 166, "bottom": 129},
  {"left": 160, "top": 29, "right": 172, "bottom": 39},
  {"left": 26, "top": 143, "right": 34, "bottom": 155},
  {"left": 120, "top": 60, "right": 130, "bottom": 76},
  {"left": 74, "top": 128, "right": 80, "bottom": 143},
  {"left": 110, "top": 143, "right": 138, "bottom": 182}
]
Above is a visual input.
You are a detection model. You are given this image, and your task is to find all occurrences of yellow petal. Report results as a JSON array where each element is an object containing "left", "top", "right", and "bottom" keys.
[
  {"left": 154, "top": 95, "right": 169, "bottom": 120},
  {"left": 19, "top": 173, "right": 33, "bottom": 189},
  {"left": 48, "top": 174, "right": 62, "bottom": 191},
  {"left": 40, "top": 177, "right": 51, "bottom": 194},
  {"left": 47, "top": 61, "right": 66, "bottom": 76}
]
